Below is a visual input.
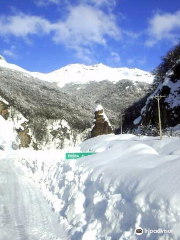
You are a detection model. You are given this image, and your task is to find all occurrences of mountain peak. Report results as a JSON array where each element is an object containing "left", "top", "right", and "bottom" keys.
[
  {"left": 91, "top": 63, "right": 107, "bottom": 67},
  {"left": 0, "top": 55, "right": 6, "bottom": 61},
  {"left": 63, "top": 63, "right": 108, "bottom": 69}
]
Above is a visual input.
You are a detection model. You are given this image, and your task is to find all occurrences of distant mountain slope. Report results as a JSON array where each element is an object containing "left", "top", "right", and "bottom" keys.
[
  {"left": 0, "top": 56, "right": 153, "bottom": 87},
  {"left": 31, "top": 63, "right": 153, "bottom": 87},
  {"left": 62, "top": 80, "right": 152, "bottom": 128},
  {"left": 0, "top": 66, "right": 92, "bottom": 130}
]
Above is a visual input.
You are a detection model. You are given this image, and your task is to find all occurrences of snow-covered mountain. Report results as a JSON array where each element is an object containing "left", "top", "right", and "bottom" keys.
[
  {"left": 32, "top": 63, "right": 154, "bottom": 87},
  {"left": 0, "top": 55, "right": 153, "bottom": 87},
  {"left": 0, "top": 55, "right": 154, "bottom": 134}
]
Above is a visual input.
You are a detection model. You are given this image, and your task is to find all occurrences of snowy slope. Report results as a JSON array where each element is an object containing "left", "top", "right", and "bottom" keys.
[
  {"left": 17, "top": 134, "right": 180, "bottom": 240},
  {"left": 0, "top": 55, "right": 28, "bottom": 73},
  {"left": 31, "top": 63, "right": 154, "bottom": 87},
  {"left": 0, "top": 56, "right": 153, "bottom": 87}
]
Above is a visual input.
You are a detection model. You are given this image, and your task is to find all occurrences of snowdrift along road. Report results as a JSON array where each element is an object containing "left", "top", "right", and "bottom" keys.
[{"left": 16, "top": 134, "right": 180, "bottom": 240}]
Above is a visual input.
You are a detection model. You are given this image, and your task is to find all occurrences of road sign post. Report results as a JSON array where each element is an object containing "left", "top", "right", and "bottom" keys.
[{"left": 65, "top": 152, "right": 95, "bottom": 160}]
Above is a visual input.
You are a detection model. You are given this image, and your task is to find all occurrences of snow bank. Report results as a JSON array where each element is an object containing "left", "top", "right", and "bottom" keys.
[
  {"left": 0, "top": 115, "right": 16, "bottom": 150},
  {"left": 16, "top": 134, "right": 180, "bottom": 240}
]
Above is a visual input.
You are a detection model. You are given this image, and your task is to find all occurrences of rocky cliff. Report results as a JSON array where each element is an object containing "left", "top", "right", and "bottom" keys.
[
  {"left": 91, "top": 105, "right": 113, "bottom": 137},
  {"left": 133, "top": 60, "right": 180, "bottom": 131},
  {"left": 0, "top": 96, "right": 83, "bottom": 149}
]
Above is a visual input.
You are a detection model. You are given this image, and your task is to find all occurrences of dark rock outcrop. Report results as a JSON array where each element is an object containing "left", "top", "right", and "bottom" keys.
[
  {"left": 0, "top": 101, "right": 9, "bottom": 120},
  {"left": 91, "top": 105, "right": 113, "bottom": 138},
  {"left": 17, "top": 122, "right": 32, "bottom": 148}
]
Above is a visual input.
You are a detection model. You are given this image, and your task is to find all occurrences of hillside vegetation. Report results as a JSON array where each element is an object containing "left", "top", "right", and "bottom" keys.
[
  {"left": 62, "top": 80, "right": 152, "bottom": 130},
  {"left": 0, "top": 67, "right": 93, "bottom": 131}
]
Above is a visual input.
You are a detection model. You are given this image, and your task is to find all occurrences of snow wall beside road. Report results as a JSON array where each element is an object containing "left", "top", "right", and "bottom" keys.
[{"left": 16, "top": 134, "right": 180, "bottom": 240}]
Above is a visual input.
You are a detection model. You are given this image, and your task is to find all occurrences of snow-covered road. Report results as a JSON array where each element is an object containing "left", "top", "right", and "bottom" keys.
[{"left": 0, "top": 157, "right": 67, "bottom": 240}]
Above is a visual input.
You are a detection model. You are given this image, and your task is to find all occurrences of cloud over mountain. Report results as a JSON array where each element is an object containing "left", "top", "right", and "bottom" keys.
[{"left": 146, "top": 10, "right": 180, "bottom": 46}]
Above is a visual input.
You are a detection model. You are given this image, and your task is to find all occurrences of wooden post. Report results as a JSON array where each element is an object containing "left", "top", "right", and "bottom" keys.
[
  {"left": 154, "top": 96, "right": 165, "bottom": 140},
  {"left": 120, "top": 113, "right": 124, "bottom": 134}
]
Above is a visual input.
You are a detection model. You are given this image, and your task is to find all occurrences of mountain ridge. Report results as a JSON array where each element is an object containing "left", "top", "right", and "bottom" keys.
[{"left": 0, "top": 55, "right": 153, "bottom": 87}]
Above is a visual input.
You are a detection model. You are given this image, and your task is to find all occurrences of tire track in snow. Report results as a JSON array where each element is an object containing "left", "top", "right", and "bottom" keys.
[{"left": 0, "top": 158, "right": 68, "bottom": 240}]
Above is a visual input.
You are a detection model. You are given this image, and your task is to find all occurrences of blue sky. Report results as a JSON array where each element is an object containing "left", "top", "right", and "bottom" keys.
[{"left": 0, "top": 0, "right": 180, "bottom": 73}]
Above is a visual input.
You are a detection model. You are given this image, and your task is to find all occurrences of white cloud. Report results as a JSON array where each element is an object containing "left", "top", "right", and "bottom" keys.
[
  {"left": 3, "top": 49, "right": 16, "bottom": 58},
  {"left": 53, "top": 5, "right": 120, "bottom": 46},
  {"left": 2, "top": 45, "right": 17, "bottom": 58},
  {"left": 34, "top": 0, "right": 60, "bottom": 6},
  {"left": 73, "top": 46, "right": 94, "bottom": 63},
  {"left": 0, "top": 4, "right": 120, "bottom": 62},
  {"left": 110, "top": 51, "right": 121, "bottom": 63},
  {"left": 35, "top": 0, "right": 116, "bottom": 8},
  {"left": 146, "top": 10, "right": 180, "bottom": 46},
  {"left": 82, "top": 0, "right": 116, "bottom": 8},
  {"left": 0, "top": 7, "right": 120, "bottom": 43},
  {"left": 123, "top": 30, "right": 140, "bottom": 39},
  {"left": 52, "top": 4, "right": 120, "bottom": 61},
  {"left": 127, "top": 57, "right": 146, "bottom": 66},
  {"left": 127, "top": 58, "right": 135, "bottom": 64},
  {"left": 0, "top": 13, "right": 51, "bottom": 37},
  {"left": 49, "top": 0, "right": 60, "bottom": 4}
]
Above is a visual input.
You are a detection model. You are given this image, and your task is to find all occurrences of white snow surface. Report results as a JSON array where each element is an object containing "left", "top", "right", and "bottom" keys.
[
  {"left": 95, "top": 104, "right": 104, "bottom": 112},
  {"left": 0, "top": 156, "right": 68, "bottom": 240},
  {"left": 0, "top": 56, "right": 154, "bottom": 87},
  {"left": 0, "top": 115, "right": 15, "bottom": 149},
  {"left": 163, "top": 77, "right": 180, "bottom": 108},
  {"left": 0, "top": 55, "right": 28, "bottom": 73},
  {"left": 16, "top": 134, "right": 180, "bottom": 240}
]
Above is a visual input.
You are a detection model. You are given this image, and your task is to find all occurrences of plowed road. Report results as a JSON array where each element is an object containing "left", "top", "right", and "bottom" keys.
[{"left": 0, "top": 158, "right": 67, "bottom": 240}]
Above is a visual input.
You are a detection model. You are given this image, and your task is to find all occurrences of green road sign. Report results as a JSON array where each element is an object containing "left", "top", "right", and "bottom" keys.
[{"left": 65, "top": 152, "right": 95, "bottom": 160}]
